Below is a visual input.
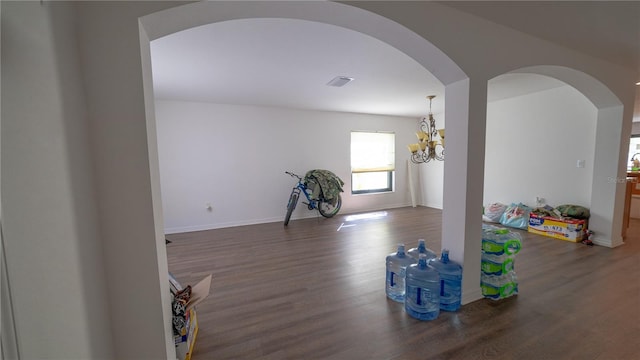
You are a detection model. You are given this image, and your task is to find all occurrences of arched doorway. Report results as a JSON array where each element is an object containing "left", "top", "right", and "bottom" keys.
[
  {"left": 138, "top": 0, "right": 477, "bottom": 353},
  {"left": 486, "top": 66, "right": 624, "bottom": 248}
]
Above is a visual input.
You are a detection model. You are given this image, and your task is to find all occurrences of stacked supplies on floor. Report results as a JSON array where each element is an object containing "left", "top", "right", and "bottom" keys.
[
  {"left": 480, "top": 224, "right": 522, "bottom": 300},
  {"left": 169, "top": 272, "right": 212, "bottom": 360},
  {"left": 529, "top": 204, "right": 589, "bottom": 243}
]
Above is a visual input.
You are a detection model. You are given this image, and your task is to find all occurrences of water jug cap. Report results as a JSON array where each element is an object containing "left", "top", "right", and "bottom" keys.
[
  {"left": 441, "top": 249, "right": 450, "bottom": 263},
  {"left": 418, "top": 253, "right": 428, "bottom": 267},
  {"left": 397, "top": 244, "right": 406, "bottom": 255}
]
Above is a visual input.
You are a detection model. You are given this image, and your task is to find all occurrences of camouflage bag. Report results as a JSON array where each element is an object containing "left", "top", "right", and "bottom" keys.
[
  {"left": 304, "top": 169, "right": 344, "bottom": 201},
  {"left": 556, "top": 204, "right": 590, "bottom": 219}
]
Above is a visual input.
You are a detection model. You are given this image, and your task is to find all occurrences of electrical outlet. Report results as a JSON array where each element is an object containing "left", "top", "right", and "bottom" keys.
[{"left": 576, "top": 160, "right": 585, "bottom": 168}]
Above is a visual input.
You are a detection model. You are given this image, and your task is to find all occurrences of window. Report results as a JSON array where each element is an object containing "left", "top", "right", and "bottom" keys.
[
  {"left": 628, "top": 135, "right": 640, "bottom": 170},
  {"left": 350, "top": 131, "right": 395, "bottom": 194}
]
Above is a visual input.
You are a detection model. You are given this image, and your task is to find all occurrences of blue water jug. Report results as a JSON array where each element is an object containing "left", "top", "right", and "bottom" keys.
[
  {"left": 385, "top": 244, "right": 416, "bottom": 302},
  {"left": 405, "top": 254, "right": 440, "bottom": 320},
  {"left": 407, "top": 239, "right": 437, "bottom": 261},
  {"left": 428, "top": 249, "right": 463, "bottom": 311}
]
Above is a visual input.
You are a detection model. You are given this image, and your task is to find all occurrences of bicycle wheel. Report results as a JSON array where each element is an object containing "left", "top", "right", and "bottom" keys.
[
  {"left": 318, "top": 194, "right": 341, "bottom": 218},
  {"left": 284, "top": 193, "right": 299, "bottom": 226}
]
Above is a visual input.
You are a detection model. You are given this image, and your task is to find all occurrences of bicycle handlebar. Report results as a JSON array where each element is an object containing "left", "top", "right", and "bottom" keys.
[{"left": 285, "top": 171, "right": 303, "bottom": 181}]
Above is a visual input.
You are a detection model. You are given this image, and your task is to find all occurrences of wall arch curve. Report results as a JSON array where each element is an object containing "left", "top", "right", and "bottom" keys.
[
  {"left": 139, "top": 0, "right": 467, "bottom": 86},
  {"left": 508, "top": 65, "right": 622, "bottom": 109},
  {"left": 139, "top": 0, "right": 484, "bottom": 306},
  {"left": 491, "top": 65, "right": 625, "bottom": 247}
]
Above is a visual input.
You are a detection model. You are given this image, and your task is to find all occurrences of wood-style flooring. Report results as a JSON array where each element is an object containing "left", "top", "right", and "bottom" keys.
[{"left": 166, "top": 206, "right": 640, "bottom": 360}]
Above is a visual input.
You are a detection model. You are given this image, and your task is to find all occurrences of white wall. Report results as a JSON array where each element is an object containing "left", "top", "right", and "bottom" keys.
[
  {"left": 2, "top": 1, "right": 636, "bottom": 358},
  {"left": 75, "top": 2, "right": 178, "bottom": 359},
  {"left": 1, "top": 2, "right": 113, "bottom": 358},
  {"left": 156, "top": 100, "right": 421, "bottom": 233},
  {"left": 484, "top": 85, "right": 597, "bottom": 208}
]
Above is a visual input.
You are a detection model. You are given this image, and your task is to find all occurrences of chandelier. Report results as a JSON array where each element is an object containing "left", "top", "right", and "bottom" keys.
[{"left": 408, "top": 95, "right": 444, "bottom": 164}]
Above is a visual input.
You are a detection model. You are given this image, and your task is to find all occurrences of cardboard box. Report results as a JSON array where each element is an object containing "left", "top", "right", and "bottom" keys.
[
  {"left": 173, "top": 274, "right": 211, "bottom": 360},
  {"left": 528, "top": 213, "right": 586, "bottom": 242},
  {"left": 186, "top": 274, "right": 212, "bottom": 311},
  {"left": 175, "top": 308, "right": 198, "bottom": 360}
]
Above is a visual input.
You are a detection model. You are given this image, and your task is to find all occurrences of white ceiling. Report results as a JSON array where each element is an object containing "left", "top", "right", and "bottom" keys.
[
  {"left": 442, "top": 1, "right": 640, "bottom": 121},
  {"left": 151, "top": 18, "right": 445, "bottom": 118},
  {"left": 442, "top": 1, "right": 640, "bottom": 73},
  {"left": 151, "top": 4, "right": 639, "bottom": 119}
]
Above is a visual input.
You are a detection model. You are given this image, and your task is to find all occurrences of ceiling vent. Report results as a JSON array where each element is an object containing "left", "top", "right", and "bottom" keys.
[{"left": 327, "top": 76, "right": 354, "bottom": 87}]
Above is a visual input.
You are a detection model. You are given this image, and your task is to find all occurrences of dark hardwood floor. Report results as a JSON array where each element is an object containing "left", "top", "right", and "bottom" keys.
[{"left": 166, "top": 207, "right": 640, "bottom": 360}]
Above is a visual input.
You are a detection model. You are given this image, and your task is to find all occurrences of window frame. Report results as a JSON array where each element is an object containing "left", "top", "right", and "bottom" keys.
[
  {"left": 350, "top": 131, "right": 395, "bottom": 195},
  {"left": 628, "top": 135, "right": 640, "bottom": 170},
  {"left": 351, "top": 171, "right": 394, "bottom": 195}
]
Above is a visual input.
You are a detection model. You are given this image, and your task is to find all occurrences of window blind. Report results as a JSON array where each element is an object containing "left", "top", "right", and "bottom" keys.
[{"left": 350, "top": 131, "right": 395, "bottom": 173}]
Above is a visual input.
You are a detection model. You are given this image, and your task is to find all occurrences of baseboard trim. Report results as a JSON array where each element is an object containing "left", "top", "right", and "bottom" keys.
[
  {"left": 164, "top": 216, "right": 282, "bottom": 234},
  {"left": 164, "top": 203, "right": 421, "bottom": 234},
  {"left": 462, "top": 288, "right": 483, "bottom": 305},
  {"left": 593, "top": 236, "right": 625, "bottom": 248},
  {"left": 423, "top": 202, "right": 443, "bottom": 210}
]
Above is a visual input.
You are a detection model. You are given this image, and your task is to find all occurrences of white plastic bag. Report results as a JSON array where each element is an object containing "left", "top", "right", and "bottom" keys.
[{"left": 483, "top": 203, "right": 507, "bottom": 223}]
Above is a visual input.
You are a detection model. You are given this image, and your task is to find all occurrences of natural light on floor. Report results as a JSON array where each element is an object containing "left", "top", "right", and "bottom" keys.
[
  {"left": 344, "top": 211, "right": 388, "bottom": 222},
  {"left": 337, "top": 211, "right": 389, "bottom": 231}
]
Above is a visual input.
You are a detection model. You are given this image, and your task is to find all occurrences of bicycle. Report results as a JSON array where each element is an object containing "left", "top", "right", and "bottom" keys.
[{"left": 284, "top": 171, "right": 342, "bottom": 226}]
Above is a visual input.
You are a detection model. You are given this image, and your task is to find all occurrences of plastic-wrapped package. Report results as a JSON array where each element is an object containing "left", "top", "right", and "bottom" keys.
[
  {"left": 480, "top": 272, "right": 518, "bottom": 300},
  {"left": 499, "top": 203, "right": 532, "bottom": 230},
  {"left": 480, "top": 226, "right": 521, "bottom": 300},
  {"left": 482, "top": 202, "right": 507, "bottom": 223}
]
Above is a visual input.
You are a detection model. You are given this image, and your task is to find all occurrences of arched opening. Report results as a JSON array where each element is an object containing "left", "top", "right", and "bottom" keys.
[
  {"left": 485, "top": 66, "right": 625, "bottom": 248},
  {"left": 485, "top": 73, "right": 597, "bottom": 212},
  {"left": 138, "top": 0, "right": 476, "bottom": 354},
  {"left": 149, "top": 17, "right": 447, "bottom": 231}
]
